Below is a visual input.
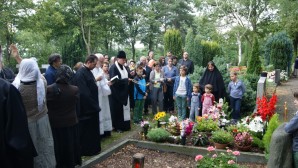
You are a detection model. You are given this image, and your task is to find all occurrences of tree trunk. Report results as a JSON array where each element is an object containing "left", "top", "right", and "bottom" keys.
[
  {"left": 131, "top": 40, "right": 136, "bottom": 61},
  {"left": 237, "top": 33, "right": 242, "bottom": 65}
]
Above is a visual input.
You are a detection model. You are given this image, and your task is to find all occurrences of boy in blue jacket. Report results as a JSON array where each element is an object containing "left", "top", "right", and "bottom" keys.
[
  {"left": 133, "top": 65, "right": 148, "bottom": 124},
  {"left": 285, "top": 92, "right": 298, "bottom": 168}
]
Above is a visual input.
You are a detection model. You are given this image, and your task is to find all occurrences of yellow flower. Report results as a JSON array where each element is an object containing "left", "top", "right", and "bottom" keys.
[
  {"left": 154, "top": 114, "right": 160, "bottom": 120},
  {"left": 160, "top": 112, "right": 166, "bottom": 117}
]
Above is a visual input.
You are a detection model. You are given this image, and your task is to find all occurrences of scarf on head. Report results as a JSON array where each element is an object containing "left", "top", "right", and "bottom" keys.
[{"left": 13, "top": 59, "right": 45, "bottom": 112}]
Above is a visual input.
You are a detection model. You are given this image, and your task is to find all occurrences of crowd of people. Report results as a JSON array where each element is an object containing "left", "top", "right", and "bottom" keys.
[{"left": 1, "top": 44, "right": 247, "bottom": 168}]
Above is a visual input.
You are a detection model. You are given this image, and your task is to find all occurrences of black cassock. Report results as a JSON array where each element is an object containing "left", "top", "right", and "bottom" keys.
[
  {"left": 109, "top": 64, "right": 131, "bottom": 131},
  {"left": 0, "top": 78, "right": 37, "bottom": 168},
  {"left": 71, "top": 66, "right": 101, "bottom": 156}
]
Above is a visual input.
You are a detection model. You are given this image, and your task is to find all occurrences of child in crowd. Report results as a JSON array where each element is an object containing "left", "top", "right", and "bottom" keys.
[
  {"left": 201, "top": 84, "right": 215, "bottom": 115},
  {"left": 189, "top": 83, "right": 202, "bottom": 122},
  {"left": 150, "top": 62, "right": 165, "bottom": 114},
  {"left": 102, "top": 62, "right": 110, "bottom": 80},
  {"left": 285, "top": 92, "right": 298, "bottom": 168},
  {"left": 228, "top": 71, "right": 246, "bottom": 123},
  {"left": 133, "top": 65, "right": 147, "bottom": 124},
  {"left": 173, "top": 65, "right": 192, "bottom": 120}
]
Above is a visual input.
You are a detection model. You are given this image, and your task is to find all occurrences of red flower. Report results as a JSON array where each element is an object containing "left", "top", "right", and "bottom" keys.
[{"left": 256, "top": 94, "right": 277, "bottom": 121}]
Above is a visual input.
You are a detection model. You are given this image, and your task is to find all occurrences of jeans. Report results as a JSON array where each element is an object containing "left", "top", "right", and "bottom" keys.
[
  {"left": 294, "top": 152, "right": 298, "bottom": 168},
  {"left": 175, "top": 95, "right": 187, "bottom": 120},
  {"left": 151, "top": 87, "right": 163, "bottom": 114},
  {"left": 230, "top": 96, "right": 241, "bottom": 120},
  {"left": 134, "top": 99, "right": 144, "bottom": 123}
]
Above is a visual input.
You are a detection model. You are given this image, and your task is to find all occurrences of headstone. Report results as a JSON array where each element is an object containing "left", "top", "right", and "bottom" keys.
[
  {"left": 275, "top": 69, "right": 280, "bottom": 85},
  {"left": 257, "top": 77, "right": 266, "bottom": 98},
  {"left": 132, "top": 153, "right": 145, "bottom": 168},
  {"left": 267, "top": 123, "right": 293, "bottom": 168}
]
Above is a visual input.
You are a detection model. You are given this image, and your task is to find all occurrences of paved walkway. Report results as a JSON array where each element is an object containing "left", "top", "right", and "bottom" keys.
[{"left": 275, "top": 77, "right": 298, "bottom": 121}]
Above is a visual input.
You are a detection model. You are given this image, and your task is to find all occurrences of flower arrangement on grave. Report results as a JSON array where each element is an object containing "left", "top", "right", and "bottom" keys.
[
  {"left": 195, "top": 146, "right": 241, "bottom": 168},
  {"left": 207, "top": 99, "right": 229, "bottom": 127},
  {"left": 140, "top": 120, "right": 150, "bottom": 139},
  {"left": 211, "top": 129, "right": 234, "bottom": 145},
  {"left": 166, "top": 115, "right": 180, "bottom": 136},
  {"left": 234, "top": 132, "right": 253, "bottom": 148},
  {"left": 256, "top": 94, "right": 277, "bottom": 122},
  {"left": 195, "top": 116, "right": 219, "bottom": 133},
  {"left": 180, "top": 119, "right": 194, "bottom": 137},
  {"left": 154, "top": 111, "right": 167, "bottom": 127}
]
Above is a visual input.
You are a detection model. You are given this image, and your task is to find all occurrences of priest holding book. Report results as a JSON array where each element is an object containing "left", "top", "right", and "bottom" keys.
[{"left": 109, "top": 51, "right": 132, "bottom": 132}]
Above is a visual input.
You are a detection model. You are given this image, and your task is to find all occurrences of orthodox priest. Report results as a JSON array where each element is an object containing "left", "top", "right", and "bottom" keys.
[
  {"left": 0, "top": 77, "right": 37, "bottom": 168},
  {"left": 109, "top": 51, "right": 131, "bottom": 133},
  {"left": 71, "top": 55, "right": 101, "bottom": 156}
]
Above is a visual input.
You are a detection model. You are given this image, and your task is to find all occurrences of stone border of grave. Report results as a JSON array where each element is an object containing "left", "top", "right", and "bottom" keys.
[{"left": 81, "top": 139, "right": 267, "bottom": 167}]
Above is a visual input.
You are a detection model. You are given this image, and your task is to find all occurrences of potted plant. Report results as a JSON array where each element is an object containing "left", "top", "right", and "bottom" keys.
[
  {"left": 195, "top": 117, "right": 219, "bottom": 135},
  {"left": 234, "top": 132, "right": 253, "bottom": 151},
  {"left": 146, "top": 128, "right": 171, "bottom": 142},
  {"left": 211, "top": 129, "right": 233, "bottom": 149}
]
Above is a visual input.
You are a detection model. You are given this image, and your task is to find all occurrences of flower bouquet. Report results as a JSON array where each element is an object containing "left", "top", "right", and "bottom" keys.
[
  {"left": 141, "top": 120, "right": 150, "bottom": 135},
  {"left": 166, "top": 115, "right": 180, "bottom": 136},
  {"left": 234, "top": 132, "right": 253, "bottom": 151},
  {"left": 154, "top": 111, "right": 167, "bottom": 128},
  {"left": 195, "top": 146, "right": 241, "bottom": 168},
  {"left": 180, "top": 119, "right": 194, "bottom": 137}
]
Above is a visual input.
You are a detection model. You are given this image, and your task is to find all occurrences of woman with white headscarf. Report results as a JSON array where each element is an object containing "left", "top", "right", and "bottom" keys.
[{"left": 11, "top": 45, "right": 56, "bottom": 168}]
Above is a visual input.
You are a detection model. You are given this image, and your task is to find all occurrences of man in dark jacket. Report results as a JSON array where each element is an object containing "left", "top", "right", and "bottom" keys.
[
  {"left": 71, "top": 55, "right": 101, "bottom": 156},
  {"left": 178, "top": 52, "right": 194, "bottom": 75}
]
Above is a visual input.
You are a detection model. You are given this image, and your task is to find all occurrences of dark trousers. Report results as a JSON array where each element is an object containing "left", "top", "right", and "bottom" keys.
[
  {"left": 144, "top": 91, "right": 151, "bottom": 113},
  {"left": 230, "top": 96, "right": 241, "bottom": 120},
  {"left": 163, "top": 84, "right": 174, "bottom": 112}
]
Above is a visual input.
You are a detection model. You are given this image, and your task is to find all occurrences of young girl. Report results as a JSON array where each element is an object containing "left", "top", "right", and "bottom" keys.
[
  {"left": 173, "top": 65, "right": 192, "bottom": 120},
  {"left": 285, "top": 92, "right": 298, "bottom": 167},
  {"left": 189, "top": 83, "right": 202, "bottom": 122},
  {"left": 201, "top": 84, "right": 215, "bottom": 115}
]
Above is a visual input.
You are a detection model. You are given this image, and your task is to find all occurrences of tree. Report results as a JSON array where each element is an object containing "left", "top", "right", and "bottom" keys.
[
  {"left": 264, "top": 32, "right": 293, "bottom": 73},
  {"left": 201, "top": 40, "right": 221, "bottom": 66},
  {"left": 185, "top": 28, "right": 203, "bottom": 66},
  {"left": 164, "top": 29, "right": 183, "bottom": 58},
  {"left": 247, "top": 36, "right": 262, "bottom": 74}
]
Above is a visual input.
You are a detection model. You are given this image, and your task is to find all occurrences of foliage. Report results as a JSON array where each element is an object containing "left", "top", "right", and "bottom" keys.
[
  {"left": 234, "top": 132, "right": 253, "bottom": 147},
  {"left": 247, "top": 36, "right": 262, "bottom": 75},
  {"left": 211, "top": 129, "right": 234, "bottom": 144},
  {"left": 146, "top": 128, "right": 171, "bottom": 142},
  {"left": 241, "top": 73, "right": 259, "bottom": 92},
  {"left": 263, "top": 114, "right": 280, "bottom": 157},
  {"left": 256, "top": 94, "right": 278, "bottom": 121},
  {"left": 195, "top": 117, "right": 219, "bottom": 132},
  {"left": 264, "top": 32, "right": 294, "bottom": 73},
  {"left": 189, "top": 65, "right": 205, "bottom": 83},
  {"left": 195, "top": 147, "right": 241, "bottom": 168},
  {"left": 252, "top": 136, "right": 265, "bottom": 149},
  {"left": 164, "top": 29, "right": 183, "bottom": 58},
  {"left": 192, "top": 132, "right": 209, "bottom": 146},
  {"left": 185, "top": 28, "right": 203, "bottom": 66},
  {"left": 238, "top": 76, "right": 257, "bottom": 116},
  {"left": 201, "top": 40, "right": 221, "bottom": 66},
  {"left": 226, "top": 124, "right": 250, "bottom": 135}
]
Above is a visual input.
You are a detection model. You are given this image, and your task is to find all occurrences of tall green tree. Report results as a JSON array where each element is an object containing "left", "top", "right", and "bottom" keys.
[
  {"left": 185, "top": 28, "right": 203, "bottom": 66},
  {"left": 247, "top": 36, "right": 262, "bottom": 74},
  {"left": 264, "top": 32, "right": 293, "bottom": 73},
  {"left": 164, "top": 29, "right": 183, "bottom": 58},
  {"left": 201, "top": 40, "right": 221, "bottom": 66}
]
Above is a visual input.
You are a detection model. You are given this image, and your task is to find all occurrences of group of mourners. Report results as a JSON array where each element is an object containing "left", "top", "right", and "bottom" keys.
[{"left": 1, "top": 44, "right": 247, "bottom": 168}]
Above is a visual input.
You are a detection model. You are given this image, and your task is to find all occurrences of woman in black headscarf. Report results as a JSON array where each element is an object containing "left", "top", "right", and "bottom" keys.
[
  {"left": 199, "top": 61, "right": 226, "bottom": 102},
  {"left": 47, "top": 65, "right": 81, "bottom": 167}
]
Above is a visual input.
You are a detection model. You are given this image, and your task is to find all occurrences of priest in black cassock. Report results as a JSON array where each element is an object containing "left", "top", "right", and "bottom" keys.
[
  {"left": 71, "top": 55, "right": 101, "bottom": 156},
  {"left": 109, "top": 51, "right": 131, "bottom": 133},
  {"left": 0, "top": 77, "right": 37, "bottom": 168}
]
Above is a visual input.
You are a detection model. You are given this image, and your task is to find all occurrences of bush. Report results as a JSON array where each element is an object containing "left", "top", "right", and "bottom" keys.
[
  {"left": 185, "top": 28, "right": 203, "bottom": 66},
  {"left": 252, "top": 136, "right": 265, "bottom": 149},
  {"left": 238, "top": 77, "right": 256, "bottom": 116},
  {"left": 195, "top": 118, "right": 219, "bottom": 132},
  {"left": 147, "top": 128, "right": 171, "bottom": 142},
  {"left": 189, "top": 65, "right": 205, "bottom": 83},
  {"left": 164, "top": 29, "right": 183, "bottom": 58},
  {"left": 263, "top": 114, "right": 280, "bottom": 157},
  {"left": 201, "top": 40, "right": 222, "bottom": 66},
  {"left": 247, "top": 36, "right": 262, "bottom": 75},
  {"left": 211, "top": 129, "right": 233, "bottom": 144},
  {"left": 242, "top": 73, "right": 259, "bottom": 92}
]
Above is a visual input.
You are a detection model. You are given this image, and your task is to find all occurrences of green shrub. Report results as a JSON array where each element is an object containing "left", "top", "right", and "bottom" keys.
[
  {"left": 211, "top": 129, "right": 233, "bottom": 144},
  {"left": 263, "top": 114, "right": 280, "bottom": 158},
  {"left": 252, "top": 136, "right": 265, "bottom": 149},
  {"left": 147, "top": 128, "right": 171, "bottom": 142},
  {"left": 164, "top": 29, "right": 183, "bottom": 58},
  {"left": 189, "top": 65, "right": 205, "bottom": 83},
  {"left": 238, "top": 77, "right": 256, "bottom": 116},
  {"left": 195, "top": 118, "right": 219, "bottom": 132},
  {"left": 247, "top": 36, "right": 262, "bottom": 75}
]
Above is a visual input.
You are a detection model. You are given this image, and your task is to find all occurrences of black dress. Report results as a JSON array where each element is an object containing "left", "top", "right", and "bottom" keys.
[{"left": 0, "top": 78, "right": 37, "bottom": 168}]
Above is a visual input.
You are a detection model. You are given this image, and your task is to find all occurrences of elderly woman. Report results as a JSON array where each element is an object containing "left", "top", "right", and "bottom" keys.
[
  {"left": 199, "top": 61, "right": 226, "bottom": 101},
  {"left": 12, "top": 58, "right": 56, "bottom": 167},
  {"left": 47, "top": 65, "right": 81, "bottom": 167}
]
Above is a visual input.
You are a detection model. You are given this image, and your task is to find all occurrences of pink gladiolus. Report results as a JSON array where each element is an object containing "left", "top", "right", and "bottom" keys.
[
  {"left": 227, "top": 149, "right": 232, "bottom": 153},
  {"left": 228, "top": 160, "right": 235, "bottom": 164},
  {"left": 212, "top": 154, "right": 217, "bottom": 158},
  {"left": 195, "top": 155, "right": 204, "bottom": 161},
  {"left": 207, "top": 146, "right": 215, "bottom": 152},
  {"left": 232, "top": 151, "right": 240, "bottom": 156}
]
